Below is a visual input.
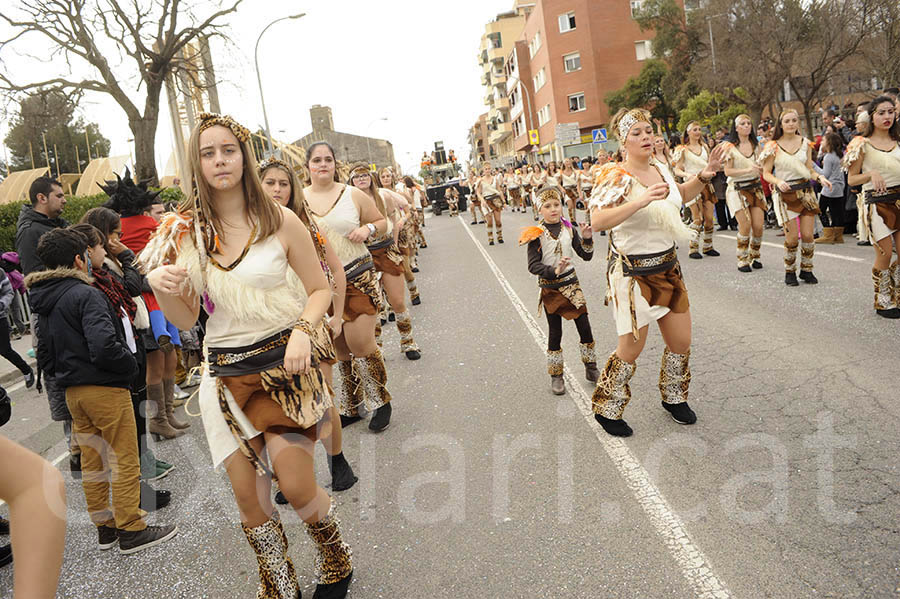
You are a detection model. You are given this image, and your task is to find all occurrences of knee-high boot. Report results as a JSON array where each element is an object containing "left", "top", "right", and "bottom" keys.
[
  {"left": 591, "top": 353, "right": 636, "bottom": 436},
  {"left": 891, "top": 261, "right": 900, "bottom": 307},
  {"left": 336, "top": 360, "right": 363, "bottom": 423},
  {"left": 354, "top": 348, "right": 392, "bottom": 432},
  {"left": 702, "top": 226, "right": 718, "bottom": 255},
  {"left": 148, "top": 382, "right": 181, "bottom": 439},
  {"left": 873, "top": 267, "right": 900, "bottom": 318},
  {"left": 580, "top": 341, "right": 599, "bottom": 382},
  {"left": 736, "top": 234, "right": 751, "bottom": 271},
  {"left": 395, "top": 310, "right": 420, "bottom": 360},
  {"left": 241, "top": 511, "right": 300, "bottom": 599},
  {"left": 406, "top": 279, "right": 421, "bottom": 305},
  {"left": 374, "top": 319, "right": 383, "bottom": 348},
  {"left": 658, "top": 348, "right": 696, "bottom": 424},
  {"left": 749, "top": 235, "right": 763, "bottom": 268},
  {"left": 799, "top": 241, "right": 818, "bottom": 284},
  {"left": 784, "top": 241, "right": 799, "bottom": 285},
  {"left": 163, "top": 377, "right": 190, "bottom": 430},
  {"left": 305, "top": 500, "right": 353, "bottom": 599},
  {"left": 547, "top": 349, "right": 565, "bottom": 395},
  {"left": 496, "top": 223, "right": 504, "bottom": 244},
  {"left": 689, "top": 221, "right": 702, "bottom": 257},
  {"left": 486, "top": 222, "right": 494, "bottom": 245}
]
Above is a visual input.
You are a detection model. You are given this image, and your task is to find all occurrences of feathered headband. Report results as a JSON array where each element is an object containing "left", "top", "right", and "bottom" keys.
[
  {"left": 198, "top": 112, "right": 251, "bottom": 143},
  {"left": 617, "top": 109, "right": 651, "bottom": 141},
  {"left": 257, "top": 156, "right": 292, "bottom": 175},
  {"left": 348, "top": 165, "right": 372, "bottom": 179}
]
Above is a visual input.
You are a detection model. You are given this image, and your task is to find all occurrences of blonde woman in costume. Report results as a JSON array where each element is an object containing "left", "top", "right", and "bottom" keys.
[
  {"left": 506, "top": 168, "right": 524, "bottom": 213},
  {"left": 560, "top": 158, "right": 583, "bottom": 223},
  {"left": 589, "top": 108, "right": 725, "bottom": 437},
  {"left": 305, "top": 143, "right": 395, "bottom": 434},
  {"left": 476, "top": 164, "right": 505, "bottom": 245},
  {"left": 844, "top": 95, "right": 900, "bottom": 318},
  {"left": 143, "top": 114, "right": 353, "bottom": 598},
  {"left": 349, "top": 163, "right": 422, "bottom": 360},
  {"left": 520, "top": 186, "right": 598, "bottom": 396},
  {"left": 760, "top": 109, "right": 832, "bottom": 286},
  {"left": 522, "top": 166, "right": 535, "bottom": 218},
  {"left": 467, "top": 170, "right": 485, "bottom": 224},
  {"left": 673, "top": 122, "right": 720, "bottom": 259},
  {"left": 383, "top": 170, "right": 422, "bottom": 305},
  {"left": 722, "top": 115, "right": 766, "bottom": 272},
  {"left": 258, "top": 157, "right": 359, "bottom": 494}
]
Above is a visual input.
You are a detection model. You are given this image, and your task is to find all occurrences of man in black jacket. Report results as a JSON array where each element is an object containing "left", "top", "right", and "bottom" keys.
[{"left": 25, "top": 229, "right": 177, "bottom": 554}]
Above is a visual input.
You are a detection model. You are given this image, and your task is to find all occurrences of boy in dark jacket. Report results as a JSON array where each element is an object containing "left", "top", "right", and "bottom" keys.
[{"left": 25, "top": 229, "right": 177, "bottom": 554}]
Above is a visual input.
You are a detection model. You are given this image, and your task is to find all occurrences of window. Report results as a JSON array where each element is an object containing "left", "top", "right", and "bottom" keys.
[
  {"left": 533, "top": 68, "right": 546, "bottom": 91},
  {"left": 635, "top": 40, "right": 653, "bottom": 61},
  {"left": 529, "top": 31, "right": 542, "bottom": 58},
  {"left": 630, "top": 0, "right": 644, "bottom": 18},
  {"left": 564, "top": 52, "right": 581, "bottom": 73},
  {"left": 538, "top": 105, "right": 551, "bottom": 126},
  {"left": 513, "top": 115, "right": 526, "bottom": 138},
  {"left": 558, "top": 12, "right": 576, "bottom": 32},
  {"left": 510, "top": 87, "right": 520, "bottom": 109},
  {"left": 568, "top": 92, "right": 586, "bottom": 112}
]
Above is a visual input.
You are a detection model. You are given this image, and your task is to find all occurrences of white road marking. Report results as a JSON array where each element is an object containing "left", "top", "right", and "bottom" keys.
[
  {"left": 716, "top": 233, "right": 865, "bottom": 263},
  {"left": 460, "top": 218, "right": 733, "bottom": 599}
]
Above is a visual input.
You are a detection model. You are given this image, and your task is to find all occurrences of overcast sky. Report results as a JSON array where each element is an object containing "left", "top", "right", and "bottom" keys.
[{"left": 1, "top": 0, "right": 516, "bottom": 177}]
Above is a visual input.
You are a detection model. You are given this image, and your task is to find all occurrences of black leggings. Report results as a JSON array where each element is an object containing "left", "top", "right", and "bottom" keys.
[
  {"left": 819, "top": 194, "right": 844, "bottom": 227},
  {"left": 546, "top": 311, "right": 593, "bottom": 351},
  {"left": 0, "top": 317, "right": 30, "bottom": 375}
]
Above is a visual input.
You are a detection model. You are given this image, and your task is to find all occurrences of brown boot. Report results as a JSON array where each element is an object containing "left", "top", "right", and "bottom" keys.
[
  {"left": 830, "top": 227, "right": 844, "bottom": 244},
  {"left": 550, "top": 375, "right": 566, "bottom": 395},
  {"left": 580, "top": 342, "right": 599, "bottom": 382},
  {"left": 148, "top": 383, "right": 182, "bottom": 440},
  {"left": 815, "top": 227, "right": 835, "bottom": 244},
  {"left": 163, "top": 378, "right": 190, "bottom": 430}
]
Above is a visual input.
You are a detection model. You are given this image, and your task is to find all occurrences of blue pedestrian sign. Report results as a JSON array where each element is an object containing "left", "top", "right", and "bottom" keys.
[{"left": 592, "top": 128, "right": 608, "bottom": 143}]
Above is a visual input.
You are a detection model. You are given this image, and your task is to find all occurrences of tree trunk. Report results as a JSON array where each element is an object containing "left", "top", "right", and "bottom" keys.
[
  {"left": 130, "top": 81, "right": 163, "bottom": 185},
  {"left": 800, "top": 99, "right": 815, "bottom": 139}
]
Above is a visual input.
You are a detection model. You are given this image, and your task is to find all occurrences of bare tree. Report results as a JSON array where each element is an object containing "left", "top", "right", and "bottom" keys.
[
  {"left": 0, "top": 0, "right": 242, "bottom": 184},
  {"left": 858, "top": 0, "right": 900, "bottom": 90}
]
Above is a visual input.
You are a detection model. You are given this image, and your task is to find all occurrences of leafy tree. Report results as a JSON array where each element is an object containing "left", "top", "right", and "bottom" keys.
[
  {"left": 4, "top": 89, "right": 110, "bottom": 174},
  {"left": 677, "top": 89, "right": 748, "bottom": 132},
  {"left": 605, "top": 59, "right": 679, "bottom": 135}
]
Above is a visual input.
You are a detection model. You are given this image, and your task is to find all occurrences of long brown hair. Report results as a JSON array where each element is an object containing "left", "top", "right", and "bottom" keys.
[
  {"left": 862, "top": 95, "right": 900, "bottom": 141},
  {"left": 772, "top": 109, "right": 800, "bottom": 141},
  {"left": 348, "top": 162, "right": 388, "bottom": 219},
  {"left": 185, "top": 122, "right": 282, "bottom": 248}
]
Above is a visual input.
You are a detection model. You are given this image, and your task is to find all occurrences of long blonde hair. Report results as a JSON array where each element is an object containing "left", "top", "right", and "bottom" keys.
[{"left": 185, "top": 122, "right": 282, "bottom": 250}]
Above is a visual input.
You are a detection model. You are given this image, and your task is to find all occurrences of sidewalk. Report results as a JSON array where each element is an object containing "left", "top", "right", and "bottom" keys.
[{"left": 0, "top": 332, "right": 37, "bottom": 387}]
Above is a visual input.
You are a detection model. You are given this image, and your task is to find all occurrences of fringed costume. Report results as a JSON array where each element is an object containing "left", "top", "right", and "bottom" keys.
[
  {"left": 722, "top": 142, "right": 766, "bottom": 270},
  {"left": 674, "top": 144, "right": 718, "bottom": 257},
  {"left": 479, "top": 177, "right": 505, "bottom": 245},
  {"left": 560, "top": 171, "right": 580, "bottom": 223},
  {"left": 521, "top": 187, "right": 597, "bottom": 394}
]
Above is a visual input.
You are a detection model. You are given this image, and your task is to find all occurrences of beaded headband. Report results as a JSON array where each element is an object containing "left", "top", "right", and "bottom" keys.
[
  {"left": 617, "top": 109, "right": 651, "bottom": 140},
  {"left": 198, "top": 112, "right": 251, "bottom": 143},
  {"left": 349, "top": 165, "right": 371, "bottom": 178},
  {"left": 257, "top": 156, "right": 292, "bottom": 175},
  {"left": 536, "top": 186, "right": 562, "bottom": 208}
]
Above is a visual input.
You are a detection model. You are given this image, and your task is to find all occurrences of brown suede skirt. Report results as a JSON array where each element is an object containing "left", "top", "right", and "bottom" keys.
[
  {"left": 700, "top": 184, "right": 718, "bottom": 205},
  {"left": 633, "top": 263, "right": 690, "bottom": 314},
  {"left": 874, "top": 202, "right": 900, "bottom": 232},
  {"left": 541, "top": 287, "right": 587, "bottom": 319},
  {"left": 343, "top": 268, "right": 380, "bottom": 322},
  {"left": 781, "top": 188, "right": 820, "bottom": 216},
  {"left": 370, "top": 244, "right": 405, "bottom": 276},
  {"left": 738, "top": 187, "right": 767, "bottom": 211}
]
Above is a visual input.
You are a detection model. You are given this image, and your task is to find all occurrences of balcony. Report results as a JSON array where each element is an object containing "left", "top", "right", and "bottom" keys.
[
  {"left": 491, "top": 71, "right": 507, "bottom": 86},
  {"left": 484, "top": 89, "right": 493, "bottom": 106},
  {"left": 488, "top": 46, "right": 506, "bottom": 63},
  {"left": 481, "top": 71, "right": 489, "bottom": 85},
  {"left": 494, "top": 96, "right": 510, "bottom": 111},
  {"left": 489, "top": 122, "right": 512, "bottom": 144}
]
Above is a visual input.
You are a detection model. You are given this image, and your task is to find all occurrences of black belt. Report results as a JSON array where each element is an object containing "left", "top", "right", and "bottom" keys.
[
  {"left": 865, "top": 187, "right": 900, "bottom": 205},
  {"left": 208, "top": 328, "right": 292, "bottom": 377},
  {"left": 538, "top": 269, "right": 578, "bottom": 289},
  {"left": 484, "top": 194, "right": 499, "bottom": 201},
  {"left": 787, "top": 180, "right": 812, "bottom": 191},
  {"left": 734, "top": 180, "right": 762, "bottom": 191},
  {"left": 610, "top": 245, "right": 678, "bottom": 277},
  {"left": 366, "top": 237, "right": 393, "bottom": 251},
  {"left": 344, "top": 255, "right": 375, "bottom": 281}
]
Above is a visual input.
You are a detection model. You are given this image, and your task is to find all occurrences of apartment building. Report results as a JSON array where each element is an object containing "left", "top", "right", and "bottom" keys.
[
  {"left": 467, "top": 113, "right": 490, "bottom": 166},
  {"left": 472, "top": 1, "right": 533, "bottom": 168}
]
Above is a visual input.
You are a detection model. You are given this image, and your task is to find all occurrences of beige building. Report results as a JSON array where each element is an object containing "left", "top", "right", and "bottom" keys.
[
  {"left": 467, "top": 113, "right": 490, "bottom": 168},
  {"left": 294, "top": 105, "right": 397, "bottom": 170},
  {"left": 473, "top": 1, "right": 534, "bottom": 168}
]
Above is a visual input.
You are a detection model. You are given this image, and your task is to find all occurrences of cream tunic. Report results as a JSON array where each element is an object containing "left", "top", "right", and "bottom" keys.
[
  {"left": 312, "top": 185, "right": 370, "bottom": 267},
  {"left": 540, "top": 224, "right": 575, "bottom": 271},
  {"left": 675, "top": 145, "right": 709, "bottom": 203},
  {"left": 725, "top": 143, "right": 762, "bottom": 214},
  {"left": 760, "top": 138, "right": 814, "bottom": 226},
  {"left": 847, "top": 139, "right": 900, "bottom": 241}
]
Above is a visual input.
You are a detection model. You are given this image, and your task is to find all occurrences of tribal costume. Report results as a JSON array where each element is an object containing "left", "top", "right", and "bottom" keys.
[
  {"left": 673, "top": 144, "right": 718, "bottom": 256},
  {"left": 560, "top": 170, "right": 581, "bottom": 223},
  {"left": 722, "top": 142, "right": 766, "bottom": 270},
  {"left": 520, "top": 187, "right": 597, "bottom": 394},
  {"left": 479, "top": 176, "right": 505, "bottom": 245}
]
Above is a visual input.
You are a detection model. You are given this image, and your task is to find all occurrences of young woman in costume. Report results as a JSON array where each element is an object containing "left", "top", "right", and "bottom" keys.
[
  {"left": 143, "top": 114, "right": 353, "bottom": 598},
  {"left": 559, "top": 158, "right": 583, "bottom": 223},
  {"left": 467, "top": 170, "right": 485, "bottom": 225},
  {"left": 722, "top": 115, "right": 767, "bottom": 272},
  {"left": 348, "top": 163, "right": 421, "bottom": 360},
  {"left": 673, "top": 122, "right": 720, "bottom": 259},
  {"left": 381, "top": 170, "right": 422, "bottom": 305},
  {"left": 506, "top": 168, "right": 524, "bottom": 213},
  {"left": 589, "top": 108, "right": 725, "bottom": 437},
  {"left": 305, "top": 143, "right": 394, "bottom": 433},
  {"left": 529, "top": 165, "right": 546, "bottom": 221},
  {"left": 520, "top": 186, "right": 598, "bottom": 395},
  {"left": 760, "top": 109, "right": 832, "bottom": 286},
  {"left": 844, "top": 95, "right": 900, "bottom": 318},
  {"left": 258, "top": 157, "right": 358, "bottom": 494},
  {"left": 476, "top": 164, "right": 505, "bottom": 245},
  {"left": 444, "top": 187, "right": 459, "bottom": 217}
]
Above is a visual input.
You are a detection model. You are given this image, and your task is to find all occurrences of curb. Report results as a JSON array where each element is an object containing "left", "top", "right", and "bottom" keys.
[{"left": 0, "top": 357, "right": 37, "bottom": 388}]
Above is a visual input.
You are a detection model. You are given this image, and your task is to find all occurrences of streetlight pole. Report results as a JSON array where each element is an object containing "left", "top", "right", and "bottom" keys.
[
  {"left": 255, "top": 13, "right": 306, "bottom": 156},
  {"left": 706, "top": 13, "right": 725, "bottom": 114},
  {"left": 508, "top": 75, "right": 536, "bottom": 163},
  {"left": 365, "top": 117, "right": 388, "bottom": 167}
]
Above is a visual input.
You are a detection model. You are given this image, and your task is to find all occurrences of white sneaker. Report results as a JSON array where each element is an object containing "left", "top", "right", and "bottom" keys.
[
  {"left": 173, "top": 384, "right": 189, "bottom": 400},
  {"left": 184, "top": 372, "right": 201, "bottom": 388}
]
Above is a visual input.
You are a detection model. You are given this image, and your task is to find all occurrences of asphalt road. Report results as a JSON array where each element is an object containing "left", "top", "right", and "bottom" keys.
[{"left": 1, "top": 208, "right": 898, "bottom": 598}]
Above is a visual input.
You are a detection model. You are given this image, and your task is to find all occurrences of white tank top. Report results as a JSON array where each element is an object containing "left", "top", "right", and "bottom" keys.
[
  {"left": 773, "top": 139, "right": 812, "bottom": 181},
  {"left": 681, "top": 146, "right": 708, "bottom": 176},
  {"left": 561, "top": 172, "right": 578, "bottom": 187},
  {"left": 861, "top": 142, "right": 900, "bottom": 190},
  {"left": 481, "top": 178, "right": 499, "bottom": 196},
  {"left": 312, "top": 185, "right": 370, "bottom": 266}
]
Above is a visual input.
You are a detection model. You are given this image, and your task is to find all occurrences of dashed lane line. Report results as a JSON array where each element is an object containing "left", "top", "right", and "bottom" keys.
[
  {"left": 716, "top": 233, "right": 865, "bottom": 263},
  {"left": 460, "top": 218, "right": 733, "bottom": 599}
]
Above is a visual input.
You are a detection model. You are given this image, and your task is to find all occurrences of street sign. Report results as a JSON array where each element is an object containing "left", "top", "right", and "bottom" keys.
[
  {"left": 555, "top": 122, "right": 581, "bottom": 146},
  {"left": 592, "top": 128, "right": 608, "bottom": 143},
  {"left": 528, "top": 129, "right": 540, "bottom": 145}
]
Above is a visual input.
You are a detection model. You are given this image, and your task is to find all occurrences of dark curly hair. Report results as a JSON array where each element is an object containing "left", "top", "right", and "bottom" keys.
[{"left": 99, "top": 167, "right": 162, "bottom": 217}]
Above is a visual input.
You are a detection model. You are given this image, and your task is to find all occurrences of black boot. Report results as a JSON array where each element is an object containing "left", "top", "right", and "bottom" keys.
[
  {"left": 594, "top": 414, "right": 633, "bottom": 437},
  {"left": 140, "top": 481, "right": 171, "bottom": 511},
  {"left": 369, "top": 403, "right": 392, "bottom": 432},
  {"left": 799, "top": 270, "right": 818, "bottom": 284},
  {"left": 328, "top": 453, "right": 358, "bottom": 492},
  {"left": 70, "top": 453, "right": 82, "bottom": 479},
  {"left": 785, "top": 272, "right": 799, "bottom": 286}
]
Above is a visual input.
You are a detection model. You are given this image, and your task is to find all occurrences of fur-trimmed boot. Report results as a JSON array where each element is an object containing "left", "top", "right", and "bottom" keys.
[
  {"left": 689, "top": 221, "right": 703, "bottom": 259},
  {"left": 163, "top": 377, "right": 190, "bottom": 430},
  {"left": 580, "top": 341, "right": 599, "bottom": 383},
  {"left": 548, "top": 349, "right": 565, "bottom": 395},
  {"left": 487, "top": 223, "right": 495, "bottom": 246},
  {"left": 750, "top": 235, "right": 763, "bottom": 269},
  {"left": 395, "top": 310, "right": 421, "bottom": 360},
  {"left": 354, "top": 349, "right": 392, "bottom": 432},
  {"left": 736, "top": 234, "right": 751, "bottom": 272},
  {"left": 784, "top": 242, "right": 799, "bottom": 286},
  {"left": 241, "top": 511, "right": 300, "bottom": 599},
  {"left": 305, "top": 500, "right": 353, "bottom": 599},
  {"left": 799, "top": 241, "right": 818, "bottom": 284},
  {"left": 591, "top": 353, "right": 636, "bottom": 437},
  {"left": 407, "top": 280, "right": 421, "bottom": 306},
  {"left": 496, "top": 225, "right": 504, "bottom": 244},
  {"left": 873, "top": 267, "right": 900, "bottom": 319},
  {"left": 337, "top": 360, "right": 363, "bottom": 428},
  {"left": 658, "top": 348, "right": 696, "bottom": 425},
  {"left": 702, "top": 226, "right": 719, "bottom": 256},
  {"left": 892, "top": 261, "right": 900, "bottom": 307}
]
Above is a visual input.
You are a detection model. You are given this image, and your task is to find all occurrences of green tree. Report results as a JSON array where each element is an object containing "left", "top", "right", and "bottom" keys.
[
  {"left": 4, "top": 89, "right": 110, "bottom": 175},
  {"left": 677, "top": 89, "right": 748, "bottom": 132},
  {"left": 605, "top": 59, "right": 678, "bottom": 135}
]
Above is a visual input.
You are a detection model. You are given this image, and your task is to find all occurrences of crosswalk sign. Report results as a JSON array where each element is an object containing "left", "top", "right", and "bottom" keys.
[
  {"left": 528, "top": 129, "right": 540, "bottom": 145},
  {"left": 592, "top": 128, "right": 608, "bottom": 143}
]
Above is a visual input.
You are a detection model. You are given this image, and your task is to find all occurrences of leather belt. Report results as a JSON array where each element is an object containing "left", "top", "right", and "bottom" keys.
[
  {"left": 538, "top": 269, "right": 578, "bottom": 289},
  {"left": 610, "top": 245, "right": 678, "bottom": 277},
  {"left": 864, "top": 186, "right": 900, "bottom": 205},
  {"left": 344, "top": 255, "right": 375, "bottom": 281}
]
